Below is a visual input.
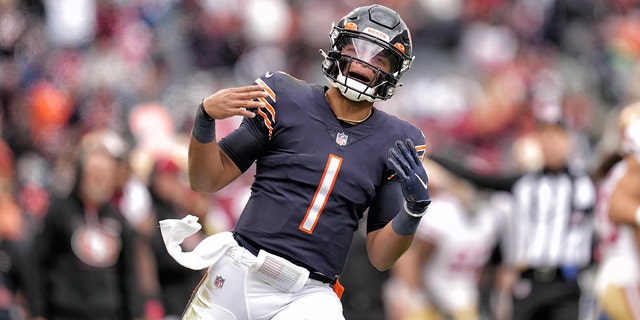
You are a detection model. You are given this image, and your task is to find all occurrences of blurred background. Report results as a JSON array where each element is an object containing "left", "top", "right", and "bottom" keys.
[
  {"left": 3, "top": 0, "right": 635, "bottom": 195},
  {"left": 1, "top": 0, "right": 639, "bottom": 319}
]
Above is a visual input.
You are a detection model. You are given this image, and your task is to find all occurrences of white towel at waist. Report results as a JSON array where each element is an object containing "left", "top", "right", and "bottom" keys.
[{"left": 159, "top": 215, "right": 237, "bottom": 270}]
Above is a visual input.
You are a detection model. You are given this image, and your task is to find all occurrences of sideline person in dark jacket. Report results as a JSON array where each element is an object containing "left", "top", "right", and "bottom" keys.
[{"left": 29, "top": 139, "right": 143, "bottom": 320}]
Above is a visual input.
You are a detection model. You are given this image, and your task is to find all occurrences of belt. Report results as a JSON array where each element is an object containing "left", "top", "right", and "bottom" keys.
[
  {"left": 308, "top": 272, "right": 336, "bottom": 285},
  {"left": 520, "top": 266, "right": 578, "bottom": 283},
  {"left": 233, "top": 233, "right": 336, "bottom": 285}
]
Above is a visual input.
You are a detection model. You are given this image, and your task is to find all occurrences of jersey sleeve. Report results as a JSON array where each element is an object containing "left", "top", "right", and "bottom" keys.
[
  {"left": 366, "top": 179, "right": 403, "bottom": 233},
  {"left": 218, "top": 117, "right": 269, "bottom": 172},
  {"left": 218, "top": 71, "right": 279, "bottom": 172}
]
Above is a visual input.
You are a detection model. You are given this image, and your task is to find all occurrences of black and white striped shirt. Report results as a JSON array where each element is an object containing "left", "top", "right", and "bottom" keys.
[{"left": 502, "top": 167, "right": 596, "bottom": 268}]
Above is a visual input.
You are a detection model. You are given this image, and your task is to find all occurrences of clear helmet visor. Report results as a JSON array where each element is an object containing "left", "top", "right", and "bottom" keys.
[{"left": 337, "top": 36, "right": 399, "bottom": 74}]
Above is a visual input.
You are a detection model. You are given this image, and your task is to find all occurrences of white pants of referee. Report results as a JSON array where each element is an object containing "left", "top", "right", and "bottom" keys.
[{"left": 181, "top": 243, "right": 345, "bottom": 320}]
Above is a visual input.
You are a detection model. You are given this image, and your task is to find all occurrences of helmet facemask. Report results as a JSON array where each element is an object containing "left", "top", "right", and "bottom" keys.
[{"left": 336, "top": 37, "right": 397, "bottom": 101}]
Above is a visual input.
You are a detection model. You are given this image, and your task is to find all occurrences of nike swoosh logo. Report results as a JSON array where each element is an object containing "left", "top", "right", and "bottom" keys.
[
  {"left": 415, "top": 173, "right": 428, "bottom": 190},
  {"left": 265, "top": 71, "right": 274, "bottom": 78}
]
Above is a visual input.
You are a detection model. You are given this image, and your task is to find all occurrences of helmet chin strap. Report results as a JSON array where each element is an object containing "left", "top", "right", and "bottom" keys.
[{"left": 334, "top": 73, "right": 377, "bottom": 102}]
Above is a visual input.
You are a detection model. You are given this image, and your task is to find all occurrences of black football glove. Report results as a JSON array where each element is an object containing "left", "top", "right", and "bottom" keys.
[{"left": 388, "top": 139, "right": 431, "bottom": 217}]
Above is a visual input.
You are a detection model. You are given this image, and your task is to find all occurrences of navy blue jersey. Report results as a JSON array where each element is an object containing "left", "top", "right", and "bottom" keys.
[{"left": 219, "top": 71, "right": 426, "bottom": 279}]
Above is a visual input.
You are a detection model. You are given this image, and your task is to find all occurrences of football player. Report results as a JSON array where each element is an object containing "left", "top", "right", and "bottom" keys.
[
  {"left": 594, "top": 101, "right": 640, "bottom": 320},
  {"left": 159, "top": 4, "right": 431, "bottom": 320},
  {"left": 384, "top": 159, "right": 506, "bottom": 320}
]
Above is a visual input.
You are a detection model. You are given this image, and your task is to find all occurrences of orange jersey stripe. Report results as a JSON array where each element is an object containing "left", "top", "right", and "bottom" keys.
[
  {"left": 258, "top": 96, "right": 276, "bottom": 122},
  {"left": 257, "top": 108, "right": 273, "bottom": 138},
  {"left": 255, "top": 78, "right": 276, "bottom": 102},
  {"left": 385, "top": 143, "right": 428, "bottom": 180},
  {"left": 415, "top": 144, "right": 427, "bottom": 161}
]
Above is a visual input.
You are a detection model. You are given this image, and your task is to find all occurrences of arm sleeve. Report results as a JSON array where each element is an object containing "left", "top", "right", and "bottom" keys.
[
  {"left": 366, "top": 179, "right": 404, "bottom": 233},
  {"left": 218, "top": 116, "right": 270, "bottom": 173}
]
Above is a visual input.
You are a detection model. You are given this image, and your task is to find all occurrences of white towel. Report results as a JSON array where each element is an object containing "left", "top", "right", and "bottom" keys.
[{"left": 159, "top": 215, "right": 236, "bottom": 270}]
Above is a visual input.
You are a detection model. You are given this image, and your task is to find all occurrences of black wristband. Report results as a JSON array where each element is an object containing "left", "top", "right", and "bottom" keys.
[
  {"left": 391, "top": 209, "right": 422, "bottom": 236},
  {"left": 192, "top": 101, "right": 215, "bottom": 143}
]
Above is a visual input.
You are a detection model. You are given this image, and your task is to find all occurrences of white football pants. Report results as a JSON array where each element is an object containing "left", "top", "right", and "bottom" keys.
[{"left": 181, "top": 244, "right": 345, "bottom": 320}]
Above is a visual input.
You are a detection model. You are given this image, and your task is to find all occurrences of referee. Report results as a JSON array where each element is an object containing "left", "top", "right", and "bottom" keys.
[{"left": 501, "top": 115, "right": 596, "bottom": 320}]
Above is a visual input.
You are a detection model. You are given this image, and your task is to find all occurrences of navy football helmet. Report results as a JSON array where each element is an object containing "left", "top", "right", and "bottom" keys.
[{"left": 321, "top": 4, "right": 414, "bottom": 102}]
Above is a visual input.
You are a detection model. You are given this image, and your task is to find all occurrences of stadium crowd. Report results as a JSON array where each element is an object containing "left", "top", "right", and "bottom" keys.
[{"left": 1, "top": 0, "right": 640, "bottom": 319}]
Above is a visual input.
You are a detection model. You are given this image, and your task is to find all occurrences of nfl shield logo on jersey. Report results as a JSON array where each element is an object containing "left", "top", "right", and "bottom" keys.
[
  {"left": 336, "top": 132, "right": 348, "bottom": 146},
  {"left": 214, "top": 275, "right": 225, "bottom": 289}
]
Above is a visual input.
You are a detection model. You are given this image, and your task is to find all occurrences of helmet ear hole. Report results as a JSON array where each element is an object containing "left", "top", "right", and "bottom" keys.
[{"left": 322, "top": 55, "right": 335, "bottom": 72}]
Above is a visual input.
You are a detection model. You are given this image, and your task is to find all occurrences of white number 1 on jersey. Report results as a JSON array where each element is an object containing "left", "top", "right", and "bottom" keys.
[{"left": 299, "top": 154, "right": 343, "bottom": 234}]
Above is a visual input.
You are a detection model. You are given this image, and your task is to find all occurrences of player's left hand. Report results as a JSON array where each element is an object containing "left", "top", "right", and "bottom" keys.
[{"left": 388, "top": 139, "right": 431, "bottom": 217}]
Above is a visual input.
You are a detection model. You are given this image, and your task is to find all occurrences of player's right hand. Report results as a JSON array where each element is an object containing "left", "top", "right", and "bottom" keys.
[
  {"left": 202, "top": 85, "right": 268, "bottom": 119},
  {"left": 388, "top": 138, "right": 431, "bottom": 217}
]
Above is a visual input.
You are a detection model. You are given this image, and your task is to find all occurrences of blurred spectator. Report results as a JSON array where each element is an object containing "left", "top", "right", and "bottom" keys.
[
  {"left": 27, "top": 79, "right": 75, "bottom": 159},
  {"left": 0, "top": 192, "right": 32, "bottom": 320},
  {"left": 81, "top": 129, "right": 164, "bottom": 319},
  {"left": 384, "top": 159, "right": 504, "bottom": 320},
  {"left": 14, "top": 152, "right": 52, "bottom": 244},
  {"left": 148, "top": 156, "right": 205, "bottom": 318},
  {"left": 42, "top": 0, "right": 96, "bottom": 48},
  {"left": 498, "top": 111, "right": 597, "bottom": 320},
  {"left": 28, "top": 136, "right": 143, "bottom": 320},
  {"left": 0, "top": 138, "right": 37, "bottom": 319},
  {"left": 184, "top": 0, "right": 245, "bottom": 71}
]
